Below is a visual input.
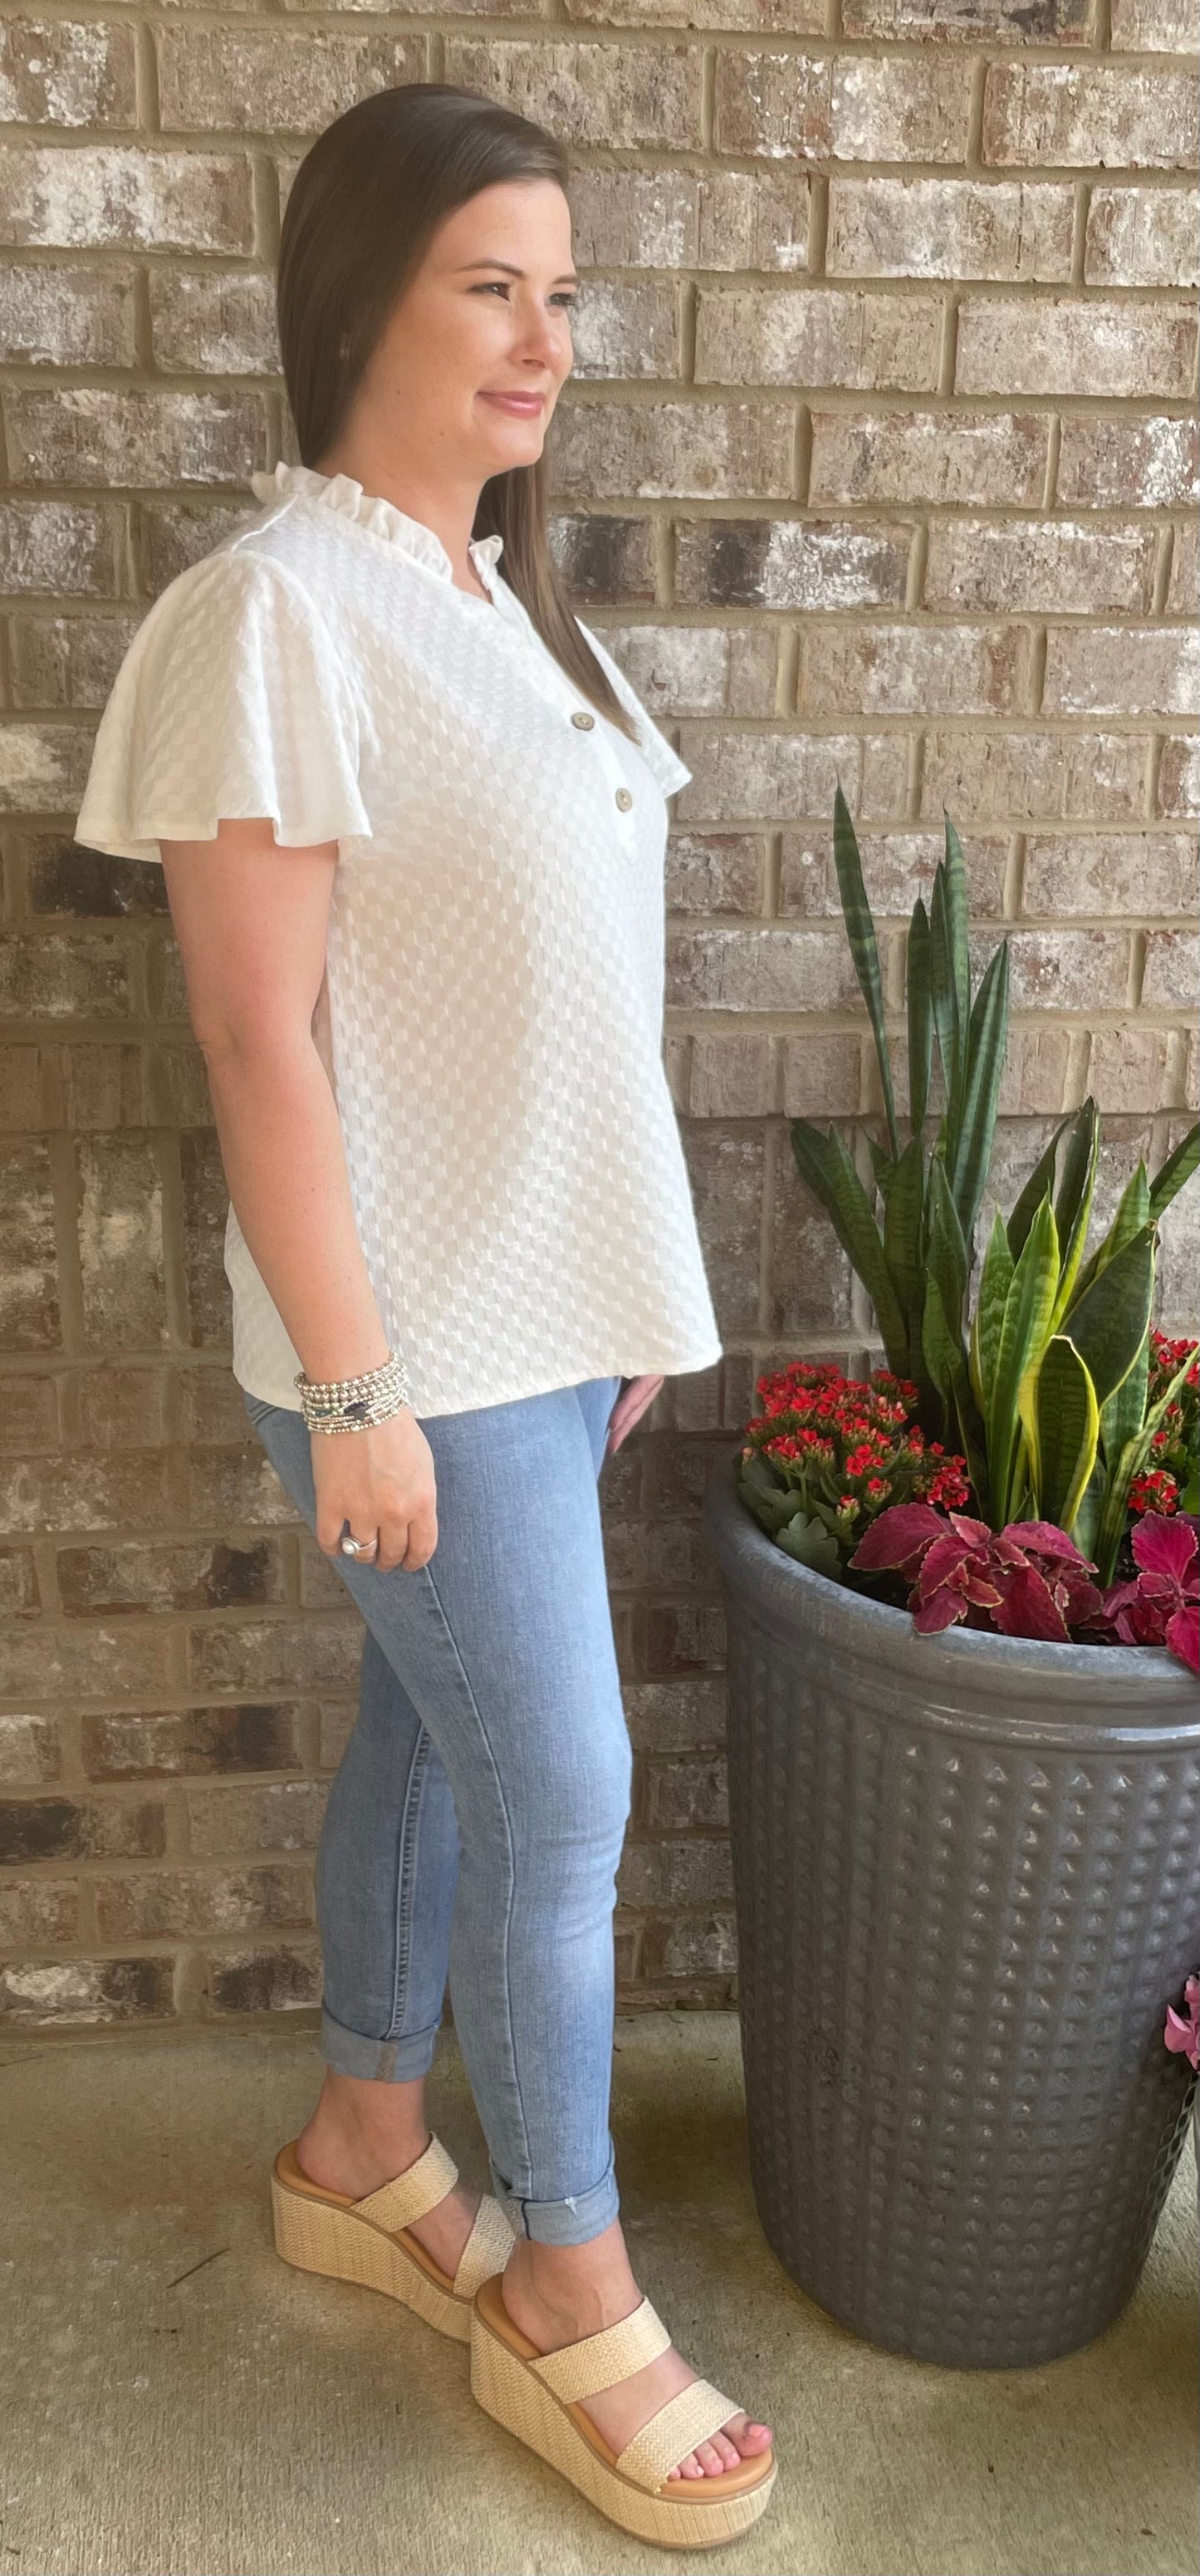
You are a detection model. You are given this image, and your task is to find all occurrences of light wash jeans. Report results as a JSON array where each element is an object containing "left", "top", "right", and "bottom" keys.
[{"left": 242, "top": 1373, "right": 629, "bottom": 2247}]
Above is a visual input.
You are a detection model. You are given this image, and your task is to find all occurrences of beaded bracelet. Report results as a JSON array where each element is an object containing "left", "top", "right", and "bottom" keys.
[{"left": 294, "top": 1347, "right": 413, "bottom": 1434}]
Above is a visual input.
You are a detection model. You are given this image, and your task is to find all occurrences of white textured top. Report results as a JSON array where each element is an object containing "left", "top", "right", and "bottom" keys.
[{"left": 75, "top": 460, "right": 723, "bottom": 1416}]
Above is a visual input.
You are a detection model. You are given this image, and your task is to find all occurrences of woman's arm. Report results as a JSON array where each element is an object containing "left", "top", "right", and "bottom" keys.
[
  {"left": 159, "top": 818, "right": 437, "bottom": 1569},
  {"left": 160, "top": 819, "right": 388, "bottom": 1381}
]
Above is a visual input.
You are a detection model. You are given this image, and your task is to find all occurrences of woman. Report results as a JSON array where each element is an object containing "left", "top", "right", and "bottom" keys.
[{"left": 75, "top": 81, "right": 777, "bottom": 2549}]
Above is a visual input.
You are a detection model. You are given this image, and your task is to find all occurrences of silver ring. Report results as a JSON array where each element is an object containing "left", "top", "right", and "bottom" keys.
[{"left": 340, "top": 1530, "right": 377, "bottom": 1557}]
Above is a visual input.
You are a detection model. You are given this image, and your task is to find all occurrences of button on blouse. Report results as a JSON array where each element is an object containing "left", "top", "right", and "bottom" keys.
[{"left": 74, "top": 459, "right": 722, "bottom": 1418}]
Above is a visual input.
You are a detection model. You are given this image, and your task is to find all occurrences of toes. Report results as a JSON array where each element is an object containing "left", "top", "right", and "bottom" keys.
[{"left": 673, "top": 2417, "right": 774, "bottom": 2481}]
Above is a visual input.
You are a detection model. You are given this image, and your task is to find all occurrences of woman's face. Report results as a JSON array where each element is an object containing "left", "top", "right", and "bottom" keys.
[{"left": 345, "top": 177, "right": 578, "bottom": 487}]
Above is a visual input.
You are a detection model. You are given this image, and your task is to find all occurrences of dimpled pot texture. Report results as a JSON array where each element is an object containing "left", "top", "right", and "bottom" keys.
[{"left": 703, "top": 1445, "right": 1200, "bottom": 2370}]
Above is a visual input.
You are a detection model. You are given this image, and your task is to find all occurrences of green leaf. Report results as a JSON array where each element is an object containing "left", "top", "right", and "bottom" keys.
[
  {"left": 831, "top": 783, "right": 899, "bottom": 1163},
  {"left": 867, "top": 1136, "right": 896, "bottom": 1205},
  {"left": 1060, "top": 1224, "right": 1155, "bottom": 1410},
  {"left": 775, "top": 1511, "right": 844, "bottom": 1578},
  {"left": 937, "top": 824, "right": 972, "bottom": 1186},
  {"left": 921, "top": 1270, "right": 953, "bottom": 1402},
  {"left": 988, "top": 1195, "right": 1060, "bottom": 1528},
  {"left": 906, "top": 898, "right": 933, "bottom": 1138},
  {"left": 948, "top": 939, "right": 1010, "bottom": 1248},
  {"left": 923, "top": 1271, "right": 990, "bottom": 1516},
  {"left": 1149, "top": 1122, "right": 1200, "bottom": 1224},
  {"left": 1092, "top": 1337, "right": 1198, "bottom": 1582},
  {"left": 1007, "top": 1428, "right": 1034, "bottom": 1528},
  {"left": 735, "top": 1450, "right": 806, "bottom": 1538},
  {"left": 1053, "top": 1097, "right": 1098, "bottom": 1254},
  {"left": 826, "top": 1126, "right": 913, "bottom": 1359},
  {"left": 789, "top": 1118, "right": 910, "bottom": 1373},
  {"left": 1006, "top": 1115, "right": 1072, "bottom": 1263},
  {"left": 1099, "top": 1326, "right": 1149, "bottom": 1468},
  {"left": 1094, "top": 1434, "right": 1145, "bottom": 1586},
  {"left": 928, "top": 866, "right": 960, "bottom": 1141},
  {"left": 970, "top": 1208, "right": 1013, "bottom": 1417},
  {"left": 883, "top": 1134, "right": 925, "bottom": 1362},
  {"left": 1071, "top": 1455, "right": 1106, "bottom": 1563},
  {"left": 925, "top": 1154, "right": 970, "bottom": 1347},
  {"left": 1065, "top": 1160, "right": 1149, "bottom": 1315},
  {"left": 943, "top": 811, "right": 972, "bottom": 1058},
  {"left": 1034, "top": 1336, "right": 1101, "bottom": 1536},
  {"left": 1106, "top": 1161, "right": 1152, "bottom": 1263},
  {"left": 1050, "top": 1099, "right": 1100, "bottom": 1326}
]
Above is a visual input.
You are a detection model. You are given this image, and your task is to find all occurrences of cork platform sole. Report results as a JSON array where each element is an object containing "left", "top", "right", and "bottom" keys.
[
  {"left": 470, "top": 2272, "right": 777, "bottom": 2550},
  {"left": 270, "top": 2137, "right": 513, "bottom": 2343}
]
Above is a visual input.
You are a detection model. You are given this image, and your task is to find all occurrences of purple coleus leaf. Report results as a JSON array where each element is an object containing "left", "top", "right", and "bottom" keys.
[
  {"left": 915, "top": 1533, "right": 977, "bottom": 1596},
  {"left": 962, "top": 1573, "right": 1005, "bottom": 1608},
  {"left": 1166, "top": 1603, "right": 1200, "bottom": 1674},
  {"left": 855, "top": 1499, "right": 1193, "bottom": 1661},
  {"left": 1097, "top": 1512, "right": 1200, "bottom": 1669},
  {"left": 993, "top": 1563, "right": 1071, "bottom": 1642},
  {"left": 946, "top": 1512, "right": 992, "bottom": 1548},
  {"left": 1133, "top": 1513, "right": 1199, "bottom": 1585},
  {"left": 848, "top": 1504, "right": 945, "bottom": 1574},
  {"left": 1164, "top": 1974, "right": 1200, "bottom": 2070},
  {"left": 1054, "top": 1573, "right": 1105, "bottom": 1627},
  {"left": 912, "top": 1587, "right": 967, "bottom": 1634},
  {"left": 1113, "top": 1595, "right": 1165, "bottom": 1646},
  {"left": 1004, "top": 1520, "right": 1095, "bottom": 1568}
]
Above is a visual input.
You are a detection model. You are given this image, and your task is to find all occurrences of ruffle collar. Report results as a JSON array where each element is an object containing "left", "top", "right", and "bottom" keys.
[{"left": 247, "top": 461, "right": 505, "bottom": 584}]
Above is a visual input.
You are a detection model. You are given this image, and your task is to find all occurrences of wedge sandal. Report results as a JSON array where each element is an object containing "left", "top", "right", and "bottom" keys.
[
  {"left": 470, "top": 2271, "right": 777, "bottom": 2549},
  {"left": 271, "top": 2132, "right": 514, "bottom": 2343}
]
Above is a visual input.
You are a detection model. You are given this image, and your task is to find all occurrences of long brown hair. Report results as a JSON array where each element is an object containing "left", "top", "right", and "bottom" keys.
[{"left": 276, "top": 81, "right": 640, "bottom": 746}]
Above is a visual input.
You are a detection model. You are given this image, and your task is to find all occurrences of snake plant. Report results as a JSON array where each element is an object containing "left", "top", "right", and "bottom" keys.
[{"left": 790, "top": 787, "right": 1198, "bottom": 1570}]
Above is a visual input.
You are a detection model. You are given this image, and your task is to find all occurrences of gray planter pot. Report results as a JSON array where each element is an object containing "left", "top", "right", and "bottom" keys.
[{"left": 703, "top": 1444, "right": 1200, "bottom": 2368}]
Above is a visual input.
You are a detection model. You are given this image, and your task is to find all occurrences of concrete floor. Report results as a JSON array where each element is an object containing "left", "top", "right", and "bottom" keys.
[{"left": 2, "top": 2015, "right": 1197, "bottom": 2576}]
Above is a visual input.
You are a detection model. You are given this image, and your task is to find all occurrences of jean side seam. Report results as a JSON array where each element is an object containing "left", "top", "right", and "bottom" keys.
[
  {"left": 385, "top": 1725, "right": 433, "bottom": 2044},
  {"left": 418, "top": 1557, "right": 532, "bottom": 2197},
  {"left": 578, "top": 1374, "right": 620, "bottom": 1484}
]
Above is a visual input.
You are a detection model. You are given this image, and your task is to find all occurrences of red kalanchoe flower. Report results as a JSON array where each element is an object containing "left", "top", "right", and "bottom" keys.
[
  {"left": 928, "top": 1459, "right": 972, "bottom": 1509},
  {"left": 740, "top": 1364, "right": 972, "bottom": 1573},
  {"left": 1144, "top": 1335, "right": 1199, "bottom": 1504},
  {"left": 1128, "top": 1466, "right": 1180, "bottom": 1516}
]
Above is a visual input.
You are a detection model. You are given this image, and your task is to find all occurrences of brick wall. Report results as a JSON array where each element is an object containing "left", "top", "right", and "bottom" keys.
[{"left": 2, "top": 10, "right": 1198, "bottom": 2040}]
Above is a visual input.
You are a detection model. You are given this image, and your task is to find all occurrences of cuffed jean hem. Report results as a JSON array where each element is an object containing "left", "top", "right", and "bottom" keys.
[
  {"left": 319, "top": 2001, "right": 440, "bottom": 2084},
  {"left": 488, "top": 2149, "right": 620, "bottom": 2247}
]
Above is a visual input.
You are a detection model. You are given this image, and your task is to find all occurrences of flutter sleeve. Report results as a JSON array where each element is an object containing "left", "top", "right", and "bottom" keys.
[
  {"left": 575, "top": 614, "right": 693, "bottom": 801},
  {"left": 74, "top": 547, "right": 372, "bottom": 865}
]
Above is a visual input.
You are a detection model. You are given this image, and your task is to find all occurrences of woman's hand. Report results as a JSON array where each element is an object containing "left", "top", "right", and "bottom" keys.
[
  {"left": 311, "top": 1406, "right": 438, "bottom": 1572},
  {"left": 605, "top": 1374, "right": 664, "bottom": 1455}
]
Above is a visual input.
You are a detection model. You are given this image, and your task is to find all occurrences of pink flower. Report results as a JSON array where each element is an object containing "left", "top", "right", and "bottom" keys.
[{"left": 1164, "top": 1974, "right": 1200, "bottom": 2073}]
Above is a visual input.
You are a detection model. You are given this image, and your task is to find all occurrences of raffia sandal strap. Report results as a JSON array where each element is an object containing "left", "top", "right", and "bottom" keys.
[
  {"left": 614, "top": 2379, "right": 743, "bottom": 2492},
  {"left": 528, "top": 2294, "right": 673, "bottom": 2402},
  {"left": 351, "top": 2133, "right": 460, "bottom": 2235},
  {"left": 452, "top": 2196, "right": 516, "bottom": 2300}
]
